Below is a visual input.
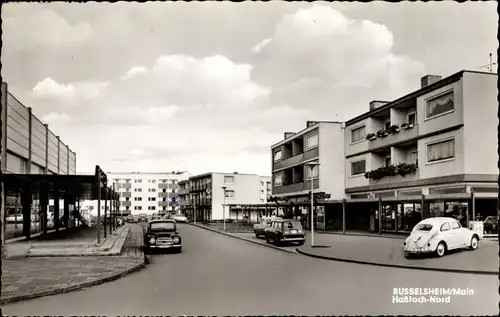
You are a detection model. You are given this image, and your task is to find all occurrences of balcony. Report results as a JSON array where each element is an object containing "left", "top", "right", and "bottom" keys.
[
  {"left": 365, "top": 162, "right": 419, "bottom": 186},
  {"left": 368, "top": 124, "right": 419, "bottom": 151},
  {"left": 273, "top": 147, "right": 319, "bottom": 171},
  {"left": 272, "top": 179, "right": 319, "bottom": 195},
  {"left": 121, "top": 201, "right": 132, "bottom": 207},
  {"left": 122, "top": 183, "right": 132, "bottom": 189},
  {"left": 121, "top": 192, "right": 131, "bottom": 198}
]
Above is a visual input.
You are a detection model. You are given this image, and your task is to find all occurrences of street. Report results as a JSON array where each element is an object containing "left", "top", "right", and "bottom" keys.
[{"left": 2, "top": 224, "right": 498, "bottom": 316}]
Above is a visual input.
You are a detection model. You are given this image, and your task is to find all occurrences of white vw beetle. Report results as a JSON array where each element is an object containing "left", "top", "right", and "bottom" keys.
[{"left": 403, "top": 217, "right": 481, "bottom": 258}]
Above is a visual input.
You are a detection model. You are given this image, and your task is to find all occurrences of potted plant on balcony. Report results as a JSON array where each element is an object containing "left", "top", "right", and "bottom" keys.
[
  {"left": 376, "top": 129, "right": 389, "bottom": 138},
  {"left": 396, "top": 163, "right": 418, "bottom": 177},
  {"left": 401, "top": 122, "right": 414, "bottom": 130},
  {"left": 366, "top": 133, "right": 377, "bottom": 141},
  {"left": 389, "top": 124, "right": 400, "bottom": 134}
]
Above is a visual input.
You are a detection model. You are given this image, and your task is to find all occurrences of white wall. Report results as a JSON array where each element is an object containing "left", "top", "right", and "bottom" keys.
[
  {"left": 319, "top": 123, "right": 346, "bottom": 199},
  {"left": 211, "top": 173, "right": 262, "bottom": 220},
  {"left": 462, "top": 72, "right": 498, "bottom": 175},
  {"left": 417, "top": 128, "right": 465, "bottom": 180}
]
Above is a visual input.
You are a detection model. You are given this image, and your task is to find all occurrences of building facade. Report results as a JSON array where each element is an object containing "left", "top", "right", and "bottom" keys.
[
  {"left": 1, "top": 82, "right": 77, "bottom": 240},
  {"left": 271, "top": 121, "right": 346, "bottom": 202},
  {"left": 269, "top": 70, "right": 498, "bottom": 234},
  {"left": 179, "top": 172, "right": 271, "bottom": 222},
  {"left": 107, "top": 172, "right": 190, "bottom": 216},
  {"left": 343, "top": 70, "right": 498, "bottom": 232}
]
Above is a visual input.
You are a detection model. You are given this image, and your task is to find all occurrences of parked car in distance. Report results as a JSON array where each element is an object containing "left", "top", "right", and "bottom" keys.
[
  {"left": 403, "top": 217, "right": 480, "bottom": 258},
  {"left": 138, "top": 214, "right": 148, "bottom": 222},
  {"left": 483, "top": 216, "right": 499, "bottom": 234},
  {"left": 172, "top": 214, "right": 188, "bottom": 223},
  {"left": 254, "top": 217, "right": 282, "bottom": 238},
  {"left": 264, "top": 219, "right": 305, "bottom": 246},
  {"left": 143, "top": 219, "right": 182, "bottom": 254}
]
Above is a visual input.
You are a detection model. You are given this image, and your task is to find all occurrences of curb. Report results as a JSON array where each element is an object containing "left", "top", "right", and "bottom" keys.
[
  {"left": 317, "top": 232, "right": 406, "bottom": 240},
  {"left": 191, "top": 224, "right": 297, "bottom": 255},
  {"left": 0, "top": 259, "right": 146, "bottom": 305},
  {"left": 295, "top": 248, "right": 498, "bottom": 276}
]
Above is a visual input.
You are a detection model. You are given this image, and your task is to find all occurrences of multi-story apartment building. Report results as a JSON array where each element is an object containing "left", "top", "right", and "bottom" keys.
[
  {"left": 179, "top": 172, "right": 271, "bottom": 222},
  {"left": 271, "top": 121, "right": 346, "bottom": 202},
  {"left": 344, "top": 70, "right": 498, "bottom": 232},
  {"left": 107, "top": 172, "right": 190, "bottom": 216},
  {"left": 1, "top": 82, "right": 77, "bottom": 240}
]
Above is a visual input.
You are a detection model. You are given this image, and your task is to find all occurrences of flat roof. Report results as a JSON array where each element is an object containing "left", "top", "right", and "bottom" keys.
[
  {"left": 345, "top": 70, "right": 496, "bottom": 126},
  {"left": 3, "top": 172, "right": 117, "bottom": 200},
  {"left": 271, "top": 121, "right": 343, "bottom": 149}
]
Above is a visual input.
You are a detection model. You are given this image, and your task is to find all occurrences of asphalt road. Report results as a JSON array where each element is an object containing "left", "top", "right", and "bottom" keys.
[{"left": 2, "top": 224, "right": 498, "bottom": 315}]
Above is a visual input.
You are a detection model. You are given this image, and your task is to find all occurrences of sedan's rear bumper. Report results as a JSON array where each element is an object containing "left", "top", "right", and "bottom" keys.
[
  {"left": 403, "top": 247, "right": 434, "bottom": 254},
  {"left": 283, "top": 237, "right": 305, "bottom": 242}
]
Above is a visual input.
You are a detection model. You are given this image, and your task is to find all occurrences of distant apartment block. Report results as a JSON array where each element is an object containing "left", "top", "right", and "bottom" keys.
[
  {"left": 270, "top": 121, "right": 346, "bottom": 201},
  {"left": 178, "top": 172, "right": 271, "bottom": 222},
  {"left": 107, "top": 171, "right": 190, "bottom": 216}
]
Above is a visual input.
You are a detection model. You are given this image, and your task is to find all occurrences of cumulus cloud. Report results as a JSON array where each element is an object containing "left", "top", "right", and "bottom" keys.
[
  {"left": 253, "top": 38, "right": 273, "bottom": 53},
  {"left": 3, "top": 9, "right": 92, "bottom": 49},
  {"left": 120, "top": 66, "right": 148, "bottom": 81},
  {"left": 32, "top": 78, "right": 110, "bottom": 102},
  {"left": 252, "top": 4, "right": 426, "bottom": 108},
  {"left": 140, "top": 54, "right": 271, "bottom": 107}
]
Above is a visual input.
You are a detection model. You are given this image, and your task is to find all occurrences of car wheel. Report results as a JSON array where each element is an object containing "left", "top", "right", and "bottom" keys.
[
  {"left": 469, "top": 235, "right": 479, "bottom": 250},
  {"left": 176, "top": 247, "right": 182, "bottom": 254},
  {"left": 273, "top": 238, "right": 281, "bottom": 246},
  {"left": 265, "top": 236, "right": 270, "bottom": 243},
  {"left": 435, "top": 242, "right": 446, "bottom": 257},
  {"left": 298, "top": 241, "right": 304, "bottom": 246},
  {"left": 404, "top": 251, "right": 413, "bottom": 259}
]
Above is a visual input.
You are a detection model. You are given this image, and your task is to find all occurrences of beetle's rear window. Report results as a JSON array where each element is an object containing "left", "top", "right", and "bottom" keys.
[{"left": 414, "top": 224, "right": 433, "bottom": 231}]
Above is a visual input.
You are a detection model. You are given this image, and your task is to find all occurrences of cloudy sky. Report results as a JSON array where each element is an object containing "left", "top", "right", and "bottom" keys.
[{"left": 2, "top": 2, "right": 497, "bottom": 176}]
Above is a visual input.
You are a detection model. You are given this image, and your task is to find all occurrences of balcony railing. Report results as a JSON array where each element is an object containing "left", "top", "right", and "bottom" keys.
[
  {"left": 121, "top": 201, "right": 132, "bottom": 207},
  {"left": 365, "top": 163, "right": 419, "bottom": 186},
  {"left": 273, "top": 147, "right": 319, "bottom": 171},
  {"left": 367, "top": 124, "right": 418, "bottom": 151},
  {"left": 272, "top": 179, "right": 319, "bottom": 195}
]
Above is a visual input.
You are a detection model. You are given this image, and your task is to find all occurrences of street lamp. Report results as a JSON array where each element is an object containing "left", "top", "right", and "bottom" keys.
[
  {"left": 221, "top": 186, "right": 227, "bottom": 231},
  {"left": 305, "top": 161, "right": 320, "bottom": 247}
]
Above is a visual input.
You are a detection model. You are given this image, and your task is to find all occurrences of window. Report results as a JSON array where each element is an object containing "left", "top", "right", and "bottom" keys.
[
  {"left": 427, "top": 139, "right": 455, "bottom": 163},
  {"left": 134, "top": 188, "right": 142, "bottom": 192},
  {"left": 224, "top": 176, "right": 234, "bottom": 184},
  {"left": 385, "top": 156, "right": 391, "bottom": 167},
  {"left": 426, "top": 91, "right": 454, "bottom": 119},
  {"left": 408, "top": 112, "right": 416, "bottom": 125},
  {"left": 148, "top": 206, "right": 157, "bottom": 211},
  {"left": 351, "top": 160, "right": 366, "bottom": 176},
  {"left": 148, "top": 188, "right": 156, "bottom": 192},
  {"left": 440, "top": 222, "right": 451, "bottom": 231},
  {"left": 451, "top": 221, "right": 461, "bottom": 229},
  {"left": 260, "top": 181, "right": 264, "bottom": 186},
  {"left": 149, "top": 197, "right": 156, "bottom": 201},
  {"left": 304, "top": 164, "right": 319, "bottom": 179},
  {"left": 384, "top": 121, "right": 391, "bottom": 130},
  {"left": 137, "top": 206, "right": 142, "bottom": 211},
  {"left": 306, "top": 134, "right": 319, "bottom": 149},
  {"left": 261, "top": 190, "right": 264, "bottom": 194},
  {"left": 151, "top": 180, "right": 156, "bottom": 184},
  {"left": 274, "top": 175, "right": 282, "bottom": 186},
  {"left": 274, "top": 150, "right": 282, "bottom": 162},
  {"left": 350, "top": 126, "right": 366, "bottom": 143},
  {"left": 225, "top": 190, "right": 235, "bottom": 198},
  {"left": 409, "top": 151, "right": 418, "bottom": 165},
  {"left": 138, "top": 179, "right": 143, "bottom": 183}
]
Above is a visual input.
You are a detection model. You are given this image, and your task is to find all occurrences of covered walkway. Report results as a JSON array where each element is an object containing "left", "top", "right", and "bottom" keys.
[{"left": 2, "top": 165, "right": 120, "bottom": 248}]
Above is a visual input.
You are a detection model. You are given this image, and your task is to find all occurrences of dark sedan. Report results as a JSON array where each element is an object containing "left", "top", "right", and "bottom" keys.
[
  {"left": 264, "top": 219, "right": 305, "bottom": 246},
  {"left": 143, "top": 219, "right": 182, "bottom": 254},
  {"left": 483, "top": 216, "right": 499, "bottom": 234}
]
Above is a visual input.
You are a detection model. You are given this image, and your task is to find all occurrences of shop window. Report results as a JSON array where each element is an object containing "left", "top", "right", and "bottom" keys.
[{"left": 429, "top": 201, "right": 445, "bottom": 218}]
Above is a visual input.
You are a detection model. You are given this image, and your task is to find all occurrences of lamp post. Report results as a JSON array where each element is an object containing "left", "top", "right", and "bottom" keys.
[
  {"left": 305, "top": 162, "right": 320, "bottom": 247},
  {"left": 221, "top": 186, "right": 227, "bottom": 231}
]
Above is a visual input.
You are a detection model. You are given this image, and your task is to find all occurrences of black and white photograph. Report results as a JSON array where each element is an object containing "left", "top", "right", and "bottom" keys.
[{"left": 0, "top": 1, "right": 498, "bottom": 316}]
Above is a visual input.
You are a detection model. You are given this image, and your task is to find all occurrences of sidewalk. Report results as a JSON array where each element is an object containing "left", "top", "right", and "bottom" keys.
[
  {"left": 0, "top": 224, "right": 146, "bottom": 304},
  {"left": 297, "top": 233, "right": 498, "bottom": 275}
]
